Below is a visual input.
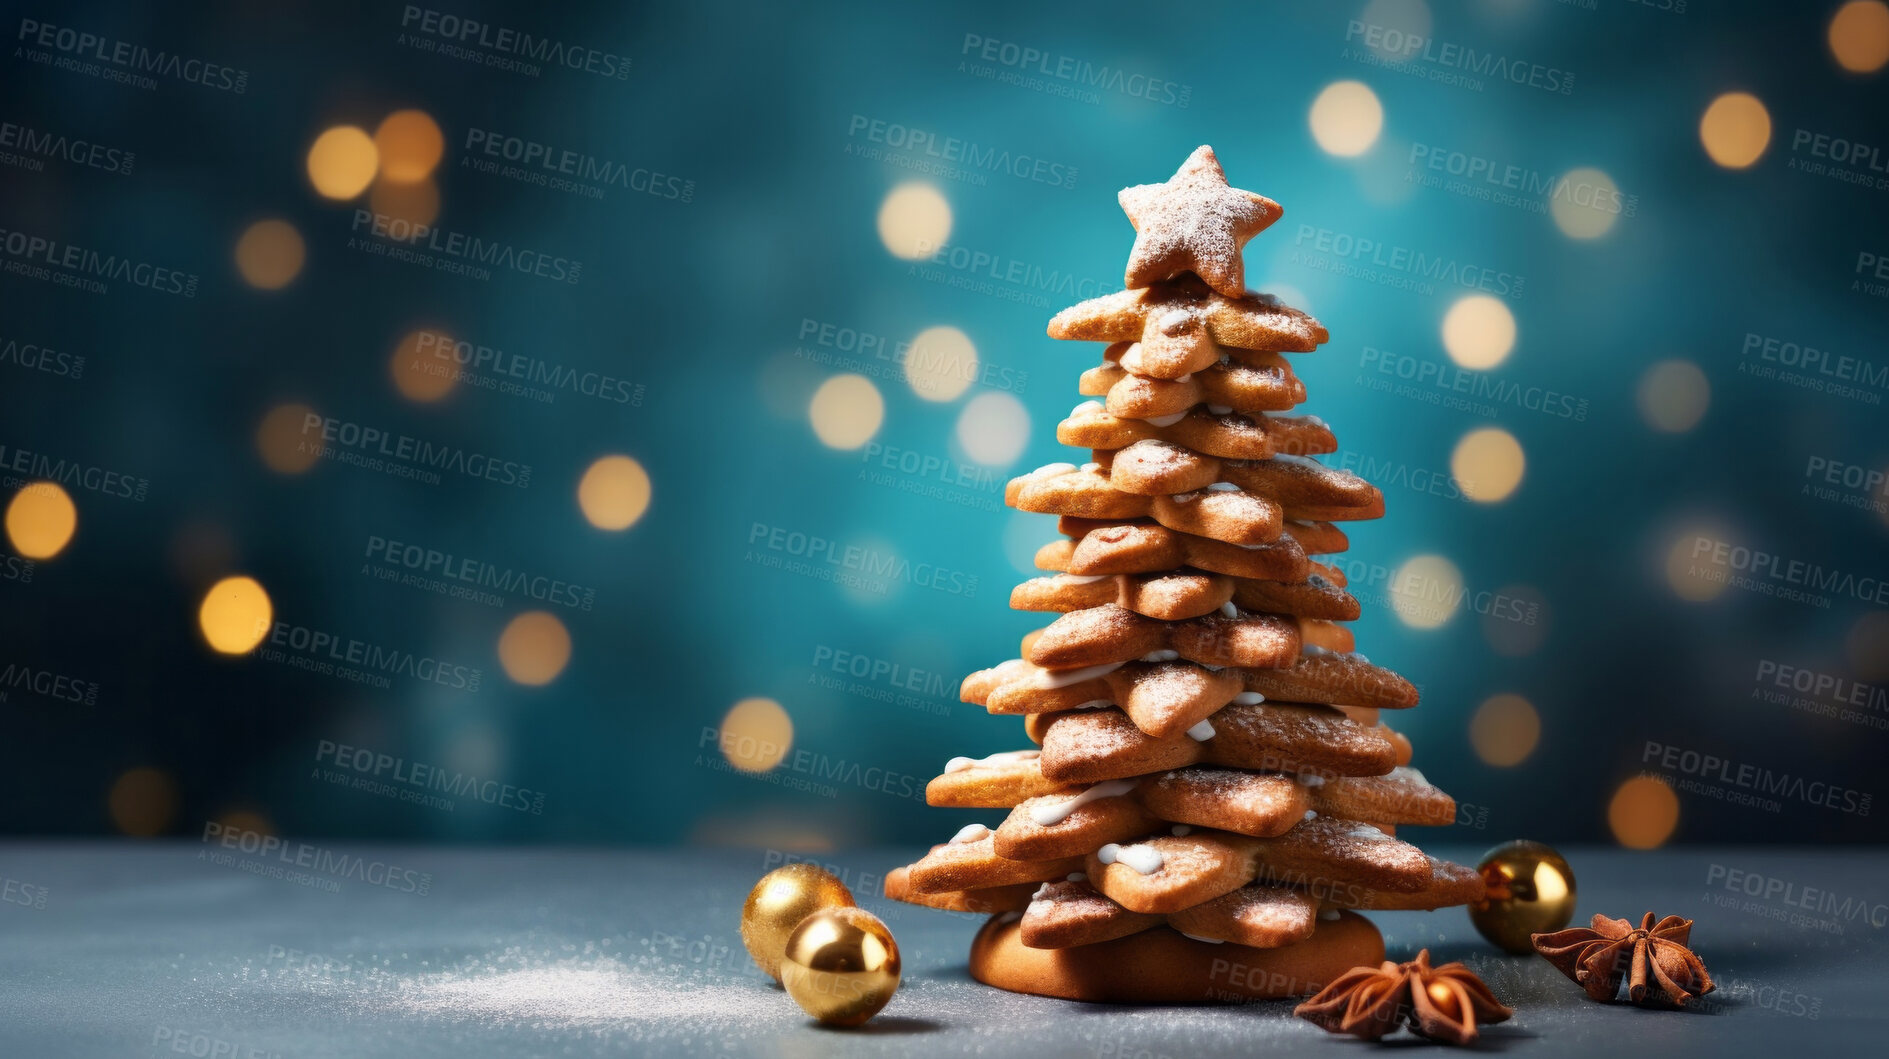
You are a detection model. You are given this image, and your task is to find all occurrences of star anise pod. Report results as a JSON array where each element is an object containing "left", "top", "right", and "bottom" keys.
[
  {"left": 1294, "top": 949, "right": 1513, "bottom": 1046},
  {"left": 1531, "top": 912, "right": 1715, "bottom": 1007}
]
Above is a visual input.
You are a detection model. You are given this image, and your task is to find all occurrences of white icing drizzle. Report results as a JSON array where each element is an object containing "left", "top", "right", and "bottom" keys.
[
  {"left": 1200, "top": 664, "right": 1224, "bottom": 672},
  {"left": 1173, "top": 372, "right": 1193, "bottom": 383},
  {"left": 1034, "top": 661, "right": 1124, "bottom": 688},
  {"left": 1231, "top": 691, "right": 1265, "bottom": 706},
  {"left": 1170, "top": 824, "right": 1193, "bottom": 837},
  {"left": 945, "top": 749, "right": 1040, "bottom": 773},
  {"left": 1066, "top": 872, "right": 1087, "bottom": 883},
  {"left": 1206, "top": 482, "right": 1239, "bottom": 492},
  {"left": 950, "top": 823, "right": 992, "bottom": 844},
  {"left": 1319, "top": 909, "right": 1342, "bottom": 922},
  {"left": 1140, "top": 649, "right": 1180, "bottom": 662},
  {"left": 1297, "top": 772, "right": 1327, "bottom": 788},
  {"left": 1180, "top": 931, "right": 1226, "bottom": 944},
  {"left": 1097, "top": 842, "right": 1164, "bottom": 875},
  {"left": 1186, "top": 719, "right": 1217, "bottom": 741},
  {"left": 1060, "top": 573, "right": 1110, "bottom": 584},
  {"left": 1271, "top": 452, "right": 1324, "bottom": 468},
  {"left": 1302, "top": 809, "right": 1318, "bottom": 822},
  {"left": 1031, "top": 779, "right": 1137, "bottom": 826},
  {"left": 1143, "top": 411, "right": 1188, "bottom": 427},
  {"left": 1068, "top": 699, "right": 1113, "bottom": 711},
  {"left": 1206, "top": 403, "right": 1233, "bottom": 415},
  {"left": 1220, "top": 602, "right": 1239, "bottom": 618}
]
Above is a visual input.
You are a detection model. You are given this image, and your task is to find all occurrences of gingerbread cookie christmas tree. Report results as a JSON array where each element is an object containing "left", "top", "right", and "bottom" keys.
[{"left": 888, "top": 146, "right": 1485, "bottom": 1003}]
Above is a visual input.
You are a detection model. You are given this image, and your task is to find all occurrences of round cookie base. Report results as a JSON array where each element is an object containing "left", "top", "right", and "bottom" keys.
[{"left": 969, "top": 910, "right": 1383, "bottom": 1004}]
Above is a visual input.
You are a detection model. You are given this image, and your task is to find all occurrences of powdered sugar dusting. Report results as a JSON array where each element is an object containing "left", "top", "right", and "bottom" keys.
[{"left": 378, "top": 955, "right": 757, "bottom": 1026}]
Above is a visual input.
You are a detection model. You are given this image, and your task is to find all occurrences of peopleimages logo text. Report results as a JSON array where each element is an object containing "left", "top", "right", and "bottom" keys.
[
  {"left": 300, "top": 414, "right": 531, "bottom": 488},
  {"left": 0, "top": 226, "right": 197, "bottom": 296},
  {"left": 1343, "top": 20, "right": 1573, "bottom": 94},
  {"left": 350, "top": 211, "right": 581, "bottom": 285},
  {"left": 1643, "top": 741, "right": 1871, "bottom": 815},
  {"left": 397, "top": 7, "right": 629, "bottom": 78},
  {"left": 16, "top": 18, "right": 248, "bottom": 92}
]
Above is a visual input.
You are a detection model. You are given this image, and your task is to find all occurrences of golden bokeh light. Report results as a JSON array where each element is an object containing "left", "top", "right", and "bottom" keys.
[
  {"left": 1440, "top": 294, "right": 1516, "bottom": 369},
  {"left": 368, "top": 177, "right": 440, "bottom": 231},
  {"left": 1470, "top": 693, "right": 1541, "bottom": 767},
  {"left": 577, "top": 455, "right": 653, "bottom": 531},
  {"left": 957, "top": 392, "right": 1031, "bottom": 466},
  {"left": 198, "top": 575, "right": 273, "bottom": 654},
  {"left": 876, "top": 183, "right": 952, "bottom": 260},
  {"left": 390, "top": 329, "right": 455, "bottom": 402},
  {"left": 1699, "top": 93, "right": 1772, "bottom": 169},
  {"left": 720, "top": 697, "right": 794, "bottom": 773},
  {"left": 233, "top": 219, "right": 306, "bottom": 290},
  {"left": 905, "top": 326, "right": 978, "bottom": 402},
  {"left": 497, "top": 611, "right": 572, "bottom": 686},
  {"left": 1549, "top": 167, "right": 1622, "bottom": 240},
  {"left": 809, "top": 374, "right": 884, "bottom": 449},
  {"left": 109, "top": 767, "right": 179, "bottom": 837},
  {"left": 1308, "top": 80, "right": 1384, "bottom": 157},
  {"left": 1389, "top": 554, "right": 1463, "bottom": 629},
  {"left": 4, "top": 481, "right": 77, "bottom": 559},
  {"left": 1664, "top": 528, "right": 1729, "bottom": 602},
  {"left": 1848, "top": 611, "right": 1889, "bottom": 682},
  {"left": 373, "top": 109, "right": 445, "bottom": 183},
  {"left": 1451, "top": 427, "right": 1526, "bottom": 503},
  {"left": 1608, "top": 775, "right": 1680, "bottom": 849},
  {"left": 305, "top": 125, "right": 379, "bottom": 199},
  {"left": 216, "top": 808, "right": 276, "bottom": 838},
  {"left": 1830, "top": 1, "right": 1889, "bottom": 72},
  {"left": 1636, "top": 359, "right": 1711, "bottom": 433},
  {"left": 256, "top": 403, "right": 321, "bottom": 474}
]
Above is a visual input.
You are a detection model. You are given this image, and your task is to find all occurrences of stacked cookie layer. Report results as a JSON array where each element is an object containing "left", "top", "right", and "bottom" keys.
[{"left": 888, "top": 148, "right": 1484, "bottom": 1004}]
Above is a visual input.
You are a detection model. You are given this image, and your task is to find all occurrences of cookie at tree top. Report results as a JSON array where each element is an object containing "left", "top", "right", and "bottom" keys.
[{"left": 1118, "top": 145, "right": 1284, "bottom": 298}]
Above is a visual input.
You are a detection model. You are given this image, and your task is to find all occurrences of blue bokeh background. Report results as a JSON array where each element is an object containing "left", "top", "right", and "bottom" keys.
[{"left": 2, "top": 0, "right": 1885, "bottom": 849}]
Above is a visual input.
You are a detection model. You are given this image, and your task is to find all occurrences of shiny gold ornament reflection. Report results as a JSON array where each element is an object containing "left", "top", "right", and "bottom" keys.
[
  {"left": 779, "top": 906, "right": 900, "bottom": 1026},
  {"left": 1469, "top": 839, "right": 1577, "bottom": 954},
  {"left": 739, "top": 863, "right": 854, "bottom": 981}
]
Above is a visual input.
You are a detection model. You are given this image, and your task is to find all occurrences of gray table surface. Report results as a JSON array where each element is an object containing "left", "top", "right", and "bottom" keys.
[{"left": 0, "top": 842, "right": 1879, "bottom": 1057}]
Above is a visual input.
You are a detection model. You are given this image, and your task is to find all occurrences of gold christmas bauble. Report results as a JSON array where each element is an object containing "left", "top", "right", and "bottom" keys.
[
  {"left": 741, "top": 863, "right": 854, "bottom": 981},
  {"left": 1469, "top": 839, "right": 1577, "bottom": 954},
  {"left": 779, "top": 906, "right": 901, "bottom": 1026}
]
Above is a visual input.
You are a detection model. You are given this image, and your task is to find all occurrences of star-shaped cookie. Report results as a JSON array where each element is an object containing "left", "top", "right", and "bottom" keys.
[{"left": 1119, "top": 145, "right": 1282, "bottom": 297}]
